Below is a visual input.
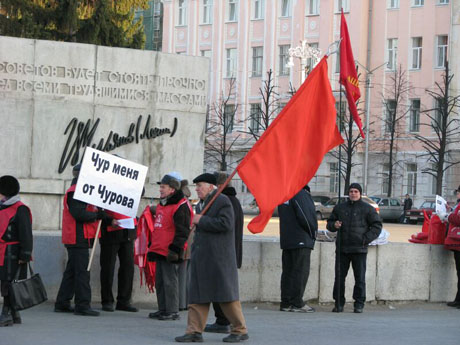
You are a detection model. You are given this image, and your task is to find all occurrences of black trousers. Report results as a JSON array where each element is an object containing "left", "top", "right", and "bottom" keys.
[
  {"left": 280, "top": 247, "right": 312, "bottom": 309},
  {"left": 454, "top": 251, "right": 460, "bottom": 302},
  {"left": 100, "top": 240, "right": 134, "bottom": 307},
  {"left": 155, "top": 260, "right": 179, "bottom": 313},
  {"left": 55, "top": 247, "right": 91, "bottom": 311},
  {"left": 333, "top": 252, "right": 367, "bottom": 308},
  {"left": 212, "top": 302, "right": 230, "bottom": 326}
]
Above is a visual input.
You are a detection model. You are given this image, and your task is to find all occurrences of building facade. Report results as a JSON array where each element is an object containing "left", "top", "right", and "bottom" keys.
[{"left": 160, "top": 0, "right": 456, "bottom": 206}]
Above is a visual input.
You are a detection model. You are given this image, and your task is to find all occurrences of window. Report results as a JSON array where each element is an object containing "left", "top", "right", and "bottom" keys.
[
  {"left": 279, "top": 45, "right": 290, "bottom": 76},
  {"left": 385, "top": 99, "right": 396, "bottom": 133},
  {"left": 336, "top": 0, "right": 349, "bottom": 13},
  {"left": 409, "top": 99, "right": 420, "bottom": 132},
  {"left": 278, "top": 102, "right": 288, "bottom": 114},
  {"left": 335, "top": 100, "right": 346, "bottom": 132},
  {"left": 406, "top": 163, "right": 417, "bottom": 195},
  {"left": 201, "top": 50, "right": 212, "bottom": 58},
  {"left": 226, "top": 48, "right": 237, "bottom": 77},
  {"left": 329, "top": 162, "right": 339, "bottom": 193},
  {"left": 281, "top": 0, "right": 291, "bottom": 17},
  {"left": 178, "top": 0, "right": 187, "bottom": 26},
  {"left": 202, "top": 0, "right": 212, "bottom": 24},
  {"left": 249, "top": 104, "right": 262, "bottom": 132},
  {"left": 252, "top": 47, "right": 263, "bottom": 77},
  {"left": 382, "top": 163, "right": 390, "bottom": 194},
  {"left": 306, "top": 0, "right": 319, "bottom": 15},
  {"left": 433, "top": 98, "right": 443, "bottom": 128},
  {"left": 438, "top": 0, "right": 449, "bottom": 4},
  {"left": 390, "top": 198, "right": 401, "bottom": 206},
  {"left": 224, "top": 104, "right": 235, "bottom": 133},
  {"left": 412, "top": 0, "right": 424, "bottom": 6},
  {"left": 253, "top": 0, "right": 264, "bottom": 19},
  {"left": 335, "top": 50, "right": 340, "bottom": 73},
  {"left": 228, "top": 0, "right": 238, "bottom": 21},
  {"left": 386, "top": 39, "right": 398, "bottom": 70},
  {"left": 430, "top": 163, "right": 438, "bottom": 195},
  {"left": 380, "top": 199, "right": 389, "bottom": 206},
  {"left": 436, "top": 35, "right": 448, "bottom": 69},
  {"left": 388, "top": 0, "right": 399, "bottom": 9},
  {"left": 411, "top": 37, "right": 422, "bottom": 69},
  {"left": 305, "top": 43, "right": 319, "bottom": 74}
]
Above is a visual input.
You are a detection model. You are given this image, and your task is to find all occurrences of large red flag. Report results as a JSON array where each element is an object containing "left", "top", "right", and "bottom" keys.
[
  {"left": 237, "top": 57, "right": 344, "bottom": 233},
  {"left": 340, "top": 11, "right": 365, "bottom": 138}
]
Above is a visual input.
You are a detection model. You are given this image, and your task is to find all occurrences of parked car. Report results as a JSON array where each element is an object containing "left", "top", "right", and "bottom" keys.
[
  {"left": 369, "top": 196, "right": 403, "bottom": 222},
  {"left": 242, "top": 200, "right": 279, "bottom": 217},
  {"left": 404, "top": 200, "right": 435, "bottom": 224},
  {"left": 316, "top": 196, "right": 379, "bottom": 220},
  {"left": 312, "top": 195, "right": 331, "bottom": 206}
]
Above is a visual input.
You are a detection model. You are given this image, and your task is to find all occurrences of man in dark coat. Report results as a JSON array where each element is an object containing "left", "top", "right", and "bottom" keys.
[
  {"left": 279, "top": 185, "right": 317, "bottom": 313},
  {"left": 0, "top": 176, "right": 33, "bottom": 327},
  {"left": 204, "top": 172, "right": 244, "bottom": 334},
  {"left": 400, "top": 194, "right": 413, "bottom": 223},
  {"left": 327, "top": 183, "right": 382, "bottom": 313},
  {"left": 175, "top": 173, "right": 248, "bottom": 343}
]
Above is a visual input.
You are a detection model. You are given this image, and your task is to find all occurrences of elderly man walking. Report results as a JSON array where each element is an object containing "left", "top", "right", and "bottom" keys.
[{"left": 175, "top": 173, "right": 248, "bottom": 343}]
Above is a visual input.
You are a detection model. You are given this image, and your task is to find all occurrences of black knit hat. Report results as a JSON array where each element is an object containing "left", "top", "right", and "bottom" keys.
[
  {"left": 193, "top": 173, "right": 217, "bottom": 185},
  {"left": 348, "top": 183, "right": 362, "bottom": 195},
  {"left": 0, "top": 175, "right": 20, "bottom": 197}
]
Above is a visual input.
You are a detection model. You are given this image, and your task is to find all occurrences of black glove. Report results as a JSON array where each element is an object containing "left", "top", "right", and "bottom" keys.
[
  {"left": 166, "top": 250, "right": 179, "bottom": 263},
  {"left": 96, "top": 209, "right": 106, "bottom": 220}
]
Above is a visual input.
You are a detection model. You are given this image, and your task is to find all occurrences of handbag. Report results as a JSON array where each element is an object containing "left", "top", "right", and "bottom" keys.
[
  {"left": 447, "top": 226, "right": 460, "bottom": 241},
  {"left": 9, "top": 263, "right": 48, "bottom": 311}
]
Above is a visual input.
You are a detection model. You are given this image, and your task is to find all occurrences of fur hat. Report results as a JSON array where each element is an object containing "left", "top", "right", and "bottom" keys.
[
  {"left": 213, "top": 172, "right": 232, "bottom": 187},
  {"left": 157, "top": 172, "right": 182, "bottom": 190},
  {"left": 348, "top": 183, "right": 362, "bottom": 195},
  {"left": 193, "top": 173, "right": 217, "bottom": 185},
  {"left": 181, "top": 180, "right": 191, "bottom": 198},
  {"left": 0, "top": 175, "right": 20, "bottom": 197}
]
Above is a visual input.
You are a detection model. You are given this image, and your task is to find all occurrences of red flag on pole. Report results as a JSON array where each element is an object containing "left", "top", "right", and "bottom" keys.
[
  {"left": 340, "top": 10, "right": 365, "bottom": 138},
  {"left": 236, "top": 57, "right": 344, "bottom": 233}
]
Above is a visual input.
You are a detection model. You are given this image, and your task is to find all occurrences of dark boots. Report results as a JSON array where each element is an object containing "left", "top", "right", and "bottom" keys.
[
  {"left": 11, "top": 309, "right": 21, "bottom": 324},
  {"left": 0, "top": 304, "right": 13, "bottom": 327}
]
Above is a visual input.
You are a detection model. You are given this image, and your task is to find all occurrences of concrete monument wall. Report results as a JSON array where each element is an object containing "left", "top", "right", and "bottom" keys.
[{"left": 0, "top": 36, "right": 209, "bottom": 229}]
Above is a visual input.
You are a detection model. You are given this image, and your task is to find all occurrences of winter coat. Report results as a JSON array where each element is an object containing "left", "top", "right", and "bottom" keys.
[
  {"left": 222, "top": 187, "right": 244, "bottom": 268},
  {"left": 327, "top": 198, "right": 382, "bottom": 254},
  {"left": 403, "top": 198, "right": 413, "bottom": 211},
  {"left": 279, "top": 188, "right": 317, "bottom": 250},
  {"left": 444, "top": 201, "right": 460, "bottom": 252},
  {"left": 0, "top": 200, "right": 33, "bottom": 281},
  {"left": 188, "top": 190, "right": 239, "bottom": 304}
]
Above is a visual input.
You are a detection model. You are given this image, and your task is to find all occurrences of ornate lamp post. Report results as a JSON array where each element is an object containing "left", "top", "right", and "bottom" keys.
[{"left": 286, "top": 40, "right": 322, "bottom": 82}]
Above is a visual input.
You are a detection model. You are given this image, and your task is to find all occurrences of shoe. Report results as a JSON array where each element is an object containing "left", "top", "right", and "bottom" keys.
[
  {"left": 290, "top": 305, "right": 315, "bottom": 313},
  {"left": 0, "top": 313, "right": 13, "bottom": 327},
  {"left": 158, "top": 312, "right": 180, "bottom": 320},
  {"left": 148, "top": 310, "right": 164, "bottom": 319},
  {"left": 354, "top": 307, "right": 363, "bottom": 313},
  {"left": 54, "top": 305, "right": 75, "bottom": 313},
  {"left": 332, "top": 306, "right": 344, "bottom": 313},
  {"left": 116, "top": 304, "right": 138, "bottom": 312},
  {"left": 175, "top": 333, "right": 203, "bottom": 342},
  {"left": 279, "top": 306, "right": 291, "bottom": 312},
  {"left": 222, "top": 333, "right": 249, "bottom": 343},
  {"left": 74, "top": 308, "right": 100, "bottom": 316},
  {"left": 447, "top": 301, "right": 460, "bottom": 307},
  {"left": 102, "top": 304, "right": 114, "bottom": 312},
  {"left": 205, "top": 322, "right": 231, "bottom": 333},
  {"left": 11, "top": 309, "right": 21, "bottom": 324},
  {"left": 179, "top": 307, "right": 188, "bottom": 311}
]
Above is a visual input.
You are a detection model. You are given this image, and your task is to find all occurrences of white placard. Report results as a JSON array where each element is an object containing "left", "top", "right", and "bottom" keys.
[
  {"left": 117, "top": 218, "right": 136, "bottom": 229},
  {"left": 74, "top": 147, "right": 148, "bottom": 218},
  {"left": 435, "top": 195, "right": 447, "bottom": 216}
]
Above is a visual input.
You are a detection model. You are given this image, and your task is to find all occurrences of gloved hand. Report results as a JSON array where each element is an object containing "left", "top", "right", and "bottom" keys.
[
  {"left": 96, "top": 209, "right": 106, "bottom": 220},
  {"left": 166, "top": 250, "right": 179, "bottom": 263}
]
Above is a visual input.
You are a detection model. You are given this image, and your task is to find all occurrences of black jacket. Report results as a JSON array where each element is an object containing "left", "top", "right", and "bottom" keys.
[
  {"left": 327, "top": 198, "right": 382, "bottom": 254},
  {"left": 222, "top": 187, "right": 244, "bottom": 268},
  {"left": 403, "top": 198, "right": 413, "bottom": 211},
  {"left": 278, "top": 188, "right": 318, "bottom": 250}
]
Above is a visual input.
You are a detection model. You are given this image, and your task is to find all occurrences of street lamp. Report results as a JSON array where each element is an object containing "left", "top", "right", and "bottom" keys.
[{"left": 286, "top": 40, "right": 322, "bottom": 82}]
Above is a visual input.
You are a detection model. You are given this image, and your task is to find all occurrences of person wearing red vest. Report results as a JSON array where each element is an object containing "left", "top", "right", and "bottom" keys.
[
  {"left": 148, "top": 172, "right": 192, "bottom": 321},
  {"left": 0, "top": 175, "right": 32, "bottom": 327},
  {"left": 54, "top": 164, "right": 106, "bottom": 317}
]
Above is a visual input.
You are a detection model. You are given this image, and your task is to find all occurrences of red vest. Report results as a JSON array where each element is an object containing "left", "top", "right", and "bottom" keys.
[
  {"left": 0, "top": 201, "right": 32, "bottom": 266},
  {"left": 444, "top": 203, "right": 460, "bottom": 251},
  {"left": 62, "top": 185, "right": 99, "bottom": 245},
  {"left": 149, "top": 198, "right": 192, "bottom": 256}
]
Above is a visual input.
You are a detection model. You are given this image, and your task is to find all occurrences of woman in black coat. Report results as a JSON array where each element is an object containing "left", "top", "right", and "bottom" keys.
[{"left": 0, "top": 176, "right": 33, "bottom": 327}]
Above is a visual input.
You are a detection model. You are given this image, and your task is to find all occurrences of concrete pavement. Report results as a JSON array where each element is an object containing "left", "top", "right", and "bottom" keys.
[{"left": 2, "top": 302, "right": 459, "bottom": 345}]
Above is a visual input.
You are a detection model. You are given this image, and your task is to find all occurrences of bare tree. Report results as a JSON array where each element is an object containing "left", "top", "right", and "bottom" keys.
[
  {"left": 414, "top": 62, "right": 460, "bottom": 195},
  {"left": 204, "top": 78, "right": 242, "bottom": 172}
]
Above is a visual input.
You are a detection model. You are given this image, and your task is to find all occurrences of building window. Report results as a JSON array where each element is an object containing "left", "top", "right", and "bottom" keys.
[
  {"left": 432, "top": 98, "right": 443, "bottom": 128},
  {"left": 329, "top": 162, "right": 339, "bottom": 193},
  {"left": 253, "top": 0, "right": 264, "bottom": 19},
  {"left": 201, "top": 50, "right": 212, "bottom": 58},
  {"left": 335, "top": 100, "right": 346, "bottom": 132},
  {"left": 224, "top": 104, "right": 235, "bottom": 133},
  {"left": 438, "top": 0, "right": 449, "bottom": 4},
  {"left": 412, "top": 0, "right": 424, "bottom": 6},
  {"left": 336, "top": 0, "right": 350, "bottom": 13},
  {"left": 226, "top": 48, "right": 237, "bottom": 78},
  {"left": 386, "top": 38, "right": 398, "bottom": 70},
  {"left": 178, "top": 0, "right": 187, "bottom": 26},
  {"left": 334, "top": 50, "right": 340, "bottom": 73},
  {"left": 281, "top": 0, "right": 291, "bottom": 17},
  {"left": 305, "top": 42, "right": 319, "bottom": 73},
  {"left": 279, "top": 45, "right": 290, "bottom": 76},
  {"left": 406, "top": 163, "right": 417, "bottom": 195},
  {"left": 306, "top": 0, "right": 319, "bottom": 15},
  {"left": 382, "top": 163, "right": 390, "bottom": 195},
  {"left": 228, "top": 0, "right": 238, "bottom": 22},
  {"left": 411, "top": 37, "right": 422, "bottom": 70},
  {"left": 384, "top": 99, "right": 396, "bottom": 133},
  {"left": 436, "top": 35, "right": 448, "bottom": 69},
  {"left": 278, "top": 102, "right": 288, "bottom": 115},
  {"left": 388, "top": 0, "right": 399, "bottom": 9},
  {"left": 202, "top": 0, "right": 212, "bottom": 24},
  {"left": 252, "top": 47, "right": 263, "bottom": 77},
  {"left": 430, "top": 163, "right": 438, "bottom": 195},
  {"left": 409, "top": 99, "right": 420, "bottom": 133},
  {"left": 249, "top": 104, "right": 262, "bottom": 133}
]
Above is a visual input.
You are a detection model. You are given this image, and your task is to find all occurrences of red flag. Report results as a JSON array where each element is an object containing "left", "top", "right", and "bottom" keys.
[
  {"left": 340, "top": 10, "right": 364, "bottom": 138},
  {"left": 237, "top": 57, "right": 343, "bottom": 233}
]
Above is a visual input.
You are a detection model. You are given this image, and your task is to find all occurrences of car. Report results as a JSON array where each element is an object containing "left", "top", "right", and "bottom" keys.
[
  {"left": 312, "top": 195, "right": 331, "bottom": 206},
  {"left": 369, "top": 196, "right": 403, "bottom": 222},
  {"left": 316, "top": 196, "right": 380, "bottom": 220},
  {"left": 404, "top": 200, "right": 435, "bottom": 224},
  {"left": 242, "top": 201, "right": 279, "bottom": 217}
]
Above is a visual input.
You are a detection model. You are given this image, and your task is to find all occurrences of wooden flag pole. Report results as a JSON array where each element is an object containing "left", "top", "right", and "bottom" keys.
[{"left": 87, "top": 220, "right": 102, "bottom": 271}]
